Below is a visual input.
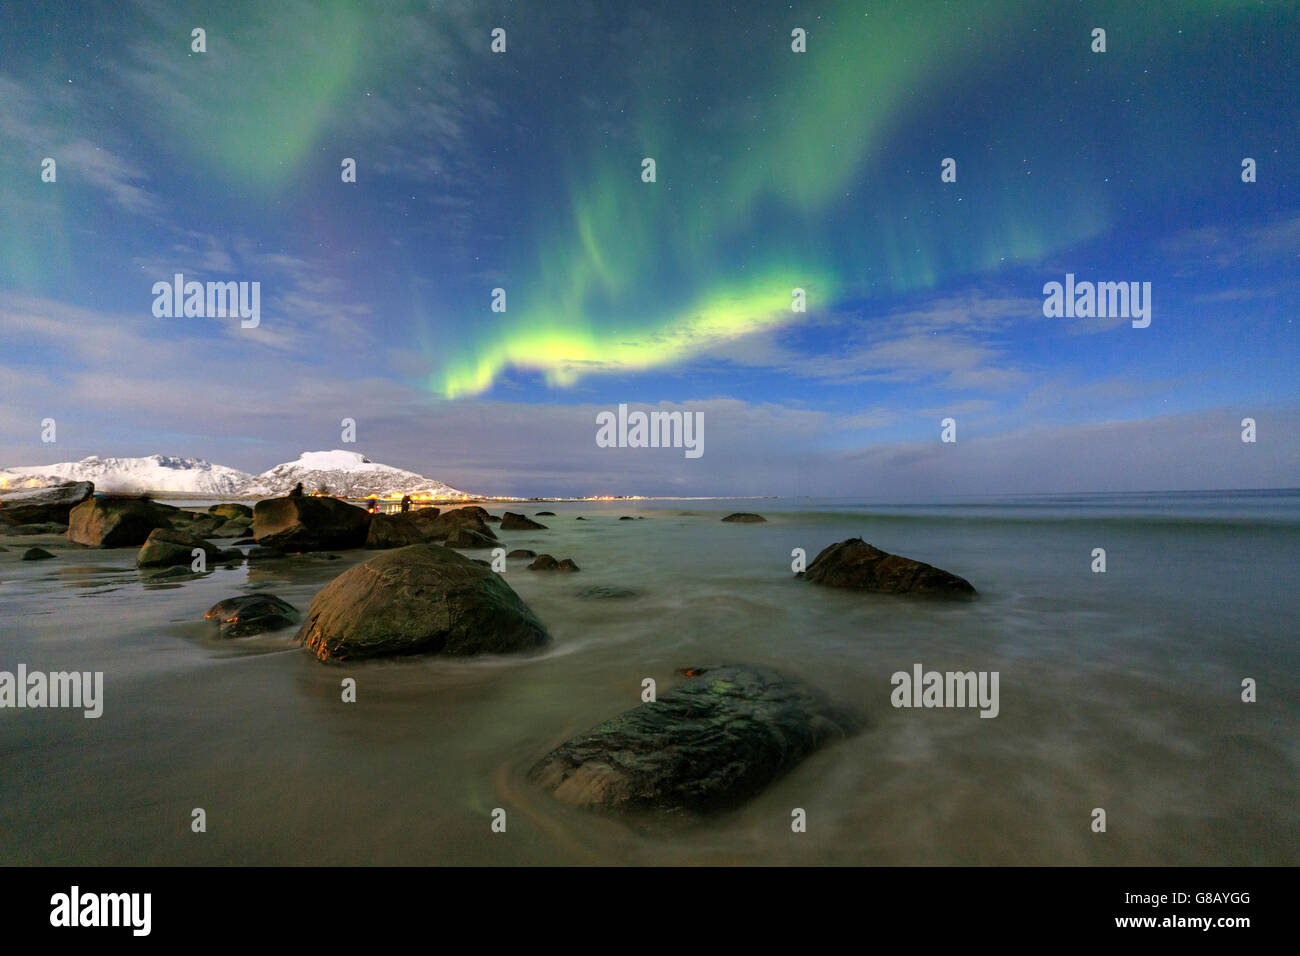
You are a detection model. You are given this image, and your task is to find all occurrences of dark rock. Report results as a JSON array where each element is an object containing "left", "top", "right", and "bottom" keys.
[
  {"left": 182, "top": 516, "right": 224, "bottom": 537},
  {"left": 7, "top": 522, "right": 68, "bottom": 535},
  {"left": 444, "top": 527, "right": 498, "bottom": 549},
  {"left": 252, "top": 496, "right": 371, "bottom": 552},
  {"left": 507, "top": 549, "right": 537, "bottom": 559},
  {"left": 297, "top": 543, "right": 549, "bottom": 661},
  {"left": 67, "top": 497, "right": 173, "bottom": 548},
  {"left": 211, "top": 519, "right": 251, "bottom": 537},
  {"left": 721, "top": 512, "right": 766, "bottom": 523},
  {"left": 232, "top": 537, "right": 256, "bottom": 546},
  {"left": 422, "top": 507, "right": 497, "bottom": 542},
  {"left": 136, "top": 528, "right": 230, "bottom": 568},
  {"left": 0, "top": 545, "right": 9, "bottom": 551},
  {"left": 800, "top": 538, "right": 976, "bottom": 596},
  {"left": 575, "top": 517, "right": 586, "bottom": 521},
  {"left": 575, "top": 586, "right": 638, "bottom": 599},
  {"left": 365, "top": 513, "right": 427, "bottom": 549},
  {"left": 21, "top": 547, "right": 55, "bottom": 561},
  {"left": 247, "top": 546, "right": 286, "bottom": 561},
  {"left": 528, "top": 554, "right": 580, "bottom": 572},
  {"left": 536, "top": 511, "right": 556, "bottom": 516},
  {"left": 529, "top": 665, "right": 857, "bottom": 813},
  {"left": 0, "top": 481, "right": 93, "bottom": 526},
  {"left": 204, "top": 594, "right": 298, "bottom": 638},
  {"left": 147, "top": 566, "right": 193, "bottom": 580},
  {"left": 500, "top": 511, "right": 547, "bottom": 531},
  {"left": 618, "top": 516, "right": 636, "bottom": 521},
  {"left": 208, "top": 503, "right": 253, "bottom": 520},
  {"left": 483, "top": 514, "right": 501, "bottom": 523}
]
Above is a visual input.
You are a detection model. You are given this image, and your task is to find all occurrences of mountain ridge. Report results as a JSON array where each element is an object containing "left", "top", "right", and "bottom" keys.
[{"left": 0, "top": 450, "right": 471, "bottom": 499}]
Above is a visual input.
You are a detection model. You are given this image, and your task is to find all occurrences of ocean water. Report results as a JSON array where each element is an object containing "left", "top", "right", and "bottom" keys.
[{"left": 1, "top": 491, "right": 1297, "bottom": 865}]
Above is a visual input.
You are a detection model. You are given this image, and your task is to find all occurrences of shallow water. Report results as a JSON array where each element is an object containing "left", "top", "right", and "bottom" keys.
[{"left": 1, "top": 492, "right": 1297, "bottom": 865}]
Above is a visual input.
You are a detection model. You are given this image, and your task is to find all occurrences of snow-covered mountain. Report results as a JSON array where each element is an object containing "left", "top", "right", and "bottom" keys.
[
  {"left": 0, "top": 455, "right": 253, "bottom": 495},
  {"left": 242, "top": 450, "right": 468, "bottom": 499},
  {"left": 0, "top": 450, "right": 471, "bottom": 499}
]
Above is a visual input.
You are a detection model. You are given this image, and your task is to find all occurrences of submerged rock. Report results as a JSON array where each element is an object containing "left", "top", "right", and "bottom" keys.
[
  {"left": 618, "top": 516, "right": 636, "bottom": 521},
  {"left": 721, "top": 512, "right": 766, "bottom": 523},
  {"left": 252, "top": 496, "right": 371, "bottom": 552},
  {"left": 0, "top": 481, "right": 94, "bottom": 526},
  {"left": 575, "top": 585, "right": 638, "bottom": 599},
  {"left": 800, "top": 538, "right": 976, "bottom": 596},
  {"left": 297, "top": 543, "right": 549, "bottom": 662},
  {"left": 528, "top": 554, "right": 579, "bottom": 572},
  {"left": 529, "top": 665, "right": 857, "bottom": 813},
  {"left": 536, "top": 511, "right": 556, "bottom": 516},
  {"left": 205, "top": 594, "right": 298, "bottom": 638},
  {"left": 67, "top": 497, "right": 173, "bottom": 548},
  {"left": 7, "top": 522, "right": 67, "bottom": 535},
  {"left": 21, "top": 547, "right": 56, "bottom": 561},
  {"left": 500, "top": 511, "right": 548, "bottom": 531},
  {"left": 507, "top": 548, "right": 537, "bottom": 559}
]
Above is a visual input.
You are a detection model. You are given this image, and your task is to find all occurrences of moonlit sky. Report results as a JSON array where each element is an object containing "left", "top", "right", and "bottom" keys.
[{"left": 1, "top": 0, "right": 1296, "bottom": 496}]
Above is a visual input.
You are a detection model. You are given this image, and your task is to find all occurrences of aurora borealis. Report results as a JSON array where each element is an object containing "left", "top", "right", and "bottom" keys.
[{"left": 1, "top": 0, "right": 1297, "bottom": 495}]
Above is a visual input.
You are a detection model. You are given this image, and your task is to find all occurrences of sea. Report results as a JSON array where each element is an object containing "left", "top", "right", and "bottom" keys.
[{"left": 1, "top": 490, "right": 1296, "bottom": 865}]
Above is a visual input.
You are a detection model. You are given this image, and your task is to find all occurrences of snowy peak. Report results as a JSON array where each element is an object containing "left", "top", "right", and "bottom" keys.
[
  {"left": 0, "top": 455, "right": 252, "bottom": 495},
  {"left": 244, "top": 450, "right": 467, "bottom": 499}
]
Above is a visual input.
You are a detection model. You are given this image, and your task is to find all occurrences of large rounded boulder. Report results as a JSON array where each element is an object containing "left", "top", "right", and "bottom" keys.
[
  {"left": 67, "top": 497, "right": 173, "bottom": 548},
  {"left": 252, "top": 496, "right": 371, "bottom": 552},
  {"left": 297, "top": 543, "right": 550, "bottom": 662},
  {"left": 800, "top": 538, "right": 976, "bottom": 596}
]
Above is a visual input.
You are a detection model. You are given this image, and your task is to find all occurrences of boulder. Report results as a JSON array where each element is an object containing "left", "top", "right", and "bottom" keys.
[
  {"left": 536, "top": 511, "right": 556, "bottom": 516},
  {"left": 507, "top": 549, "right": 537, "bottom": 559},
  {"left": 618, "top": 516, "right": 636, "bottom": 521},
  {"left": 67, "top": 497, "right": 173, "bottom": 548},
  {"left": 252, "top": 496, "right": 371, "bottom": 552},
  {"left": 297, "top": 543, "right": 550, "bottom": 661},
  {"left": 21, "top": 547, "right": 55, "bottom": 561},
  {"left": 179, "top": 515, "right": 224, "bottom": 537},
  {"left": 247, "top": 546, "right": 285, "bottom": 561},
  {"left": 212, "top": 520, "right": 251, "bottom": 537},
  {"left": 721, "top": 512, "right": 766, "bottom": 523},
  {"left": 528, "top": 554, "right": 579, "bottom": 572},
  {"left": 799, "top": 538, "right": 976, "bottom": 596},
  {"left": 444, "top": 527, "right": 498, "bottom": 549},
  {"left": 422, "top": 507, "right": 497, "bottom": 542},
  {"left": 136, "top": 528, "right": 240, "bottom": 568},
  {"left": 204, "top": 594, "right": 298, "bottom": 638},
  {"left": 0, "top": 481, "right": 94, "bottom": 526},
  {"left": 365, "top": 513, "right": 427, "bottom": 549},
  {"left": 500, "top": 512, "right": 547, "bottom": 531},
  {"left": 208, "top": 503, "right": 253, "bottom": 520},
  {"left": 529, "top": 665, "right": 857, "bottom": 813}
]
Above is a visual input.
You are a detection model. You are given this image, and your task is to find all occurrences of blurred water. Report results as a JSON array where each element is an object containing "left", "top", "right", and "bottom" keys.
[{"left": 0, "top": 491, "right": 1296, "bottom": 864}]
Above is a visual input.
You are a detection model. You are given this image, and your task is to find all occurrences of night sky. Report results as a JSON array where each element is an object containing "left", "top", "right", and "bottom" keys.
[{"left": 1, "top": 0, "right": 1296, "bottom": 496}]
